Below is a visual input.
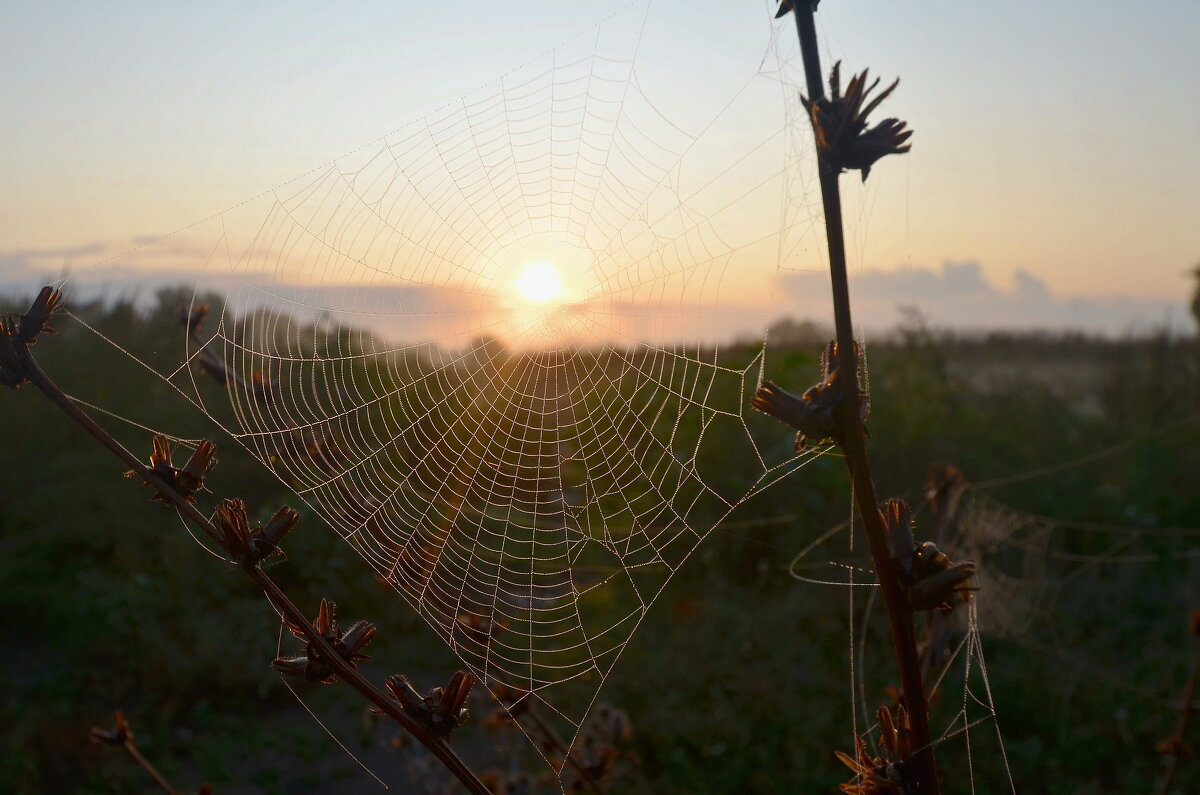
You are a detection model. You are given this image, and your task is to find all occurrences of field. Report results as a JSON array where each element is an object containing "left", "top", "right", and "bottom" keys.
[{"left": 2, "top": 289, "right": 1197, "bottom": 793}]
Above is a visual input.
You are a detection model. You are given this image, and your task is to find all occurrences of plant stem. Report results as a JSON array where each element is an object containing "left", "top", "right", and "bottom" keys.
[
  {"left": 121, "top": 738, "right": 183, "bottom": 795},
  {"left": 788, "top": 6, "right": 940, "bottom": 793},
  {"left": 15, "top": 345, "right": 491, "bottom": 795}
]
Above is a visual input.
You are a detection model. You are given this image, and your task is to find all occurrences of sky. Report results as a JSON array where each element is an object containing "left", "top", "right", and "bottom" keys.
[{"left": 2, "top": 0, "right": 1198, "bottom": 338}]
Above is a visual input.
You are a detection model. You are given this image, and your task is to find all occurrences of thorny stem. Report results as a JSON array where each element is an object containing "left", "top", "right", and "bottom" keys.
[
  {"left": 1158, "top": 639, "right": 1200, "bottom": 794},
  {"left": 14, "top": 345, "right": 491, "bottom": 795},
  {"left": 788, "top": 5, "right": 941, "bottom": 793}
]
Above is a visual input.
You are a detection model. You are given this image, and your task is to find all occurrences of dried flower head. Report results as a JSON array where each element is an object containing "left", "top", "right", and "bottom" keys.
[
  {"left": 802, "top": 62, "right": 912, "bottom": 181},
  {"left": 752, "top": 378, "right": 839, "bottom": 451},
  {"left": 16, "top": 286, "right": 63, "bottom": 345},
  {"left": 89, "top": 711, "right": 133, "bottom": 747},
  {"left": 381, "top": 670, "right": 475, "bottom": 738},
  {"left": 774, "top": 0, "right": 819, "bottom": 18},
  {"left": 752, "top": 341, "right": 868, "bottom": 451},
  {"left": 126, "top": 436, "right": 217, "bottom": 504},
  {"left": 1, "top": 287, "right": 63, "bottom": 388},
  {"left": 884, "top": 499, "right": 976, "bottom": 613},
  {"left": 272, "top": 598, "right": 376, "bottom": 684},
  {"left": 177, "top": 303, "right": 210, "bottom": 336},
  {"left": 837, "top": 704, "right": 918, "bottom": 794},
  {"left": 212, "top": 498, "right": 299, "bottom": 567}
]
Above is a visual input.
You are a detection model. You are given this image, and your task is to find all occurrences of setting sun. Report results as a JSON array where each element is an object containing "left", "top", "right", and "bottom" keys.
[{"left": 513, "top": 262, "right": 565, "bottom": 304}]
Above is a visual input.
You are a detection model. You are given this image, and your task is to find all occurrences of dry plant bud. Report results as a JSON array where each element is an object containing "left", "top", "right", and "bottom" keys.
[
  {"left": 126, "top": 436, "right": 218, "bottom": 505},
  {"left": 382, "top": 670, "right": 475, "bottom": 738},
  {"left": 211, "top": 498, "right": 299, "bottom": 566},
  {"left": 88, "top": 711, "right": 132, "bottom": 746},
  {"left": 16, "top": 286, "right": 63, "bottom": 345},
  {"left": 883, "top": 498, "right": 976, "bottom": 613},
  {"left": 774, "top": 0, "right": 819, "bottom": 18},
  {"left": 179, "top": 440, "right": 218, "bottom": 493},
  {"left": 836, "top": 704, "right": 917, "bottom": 794},
  {"left": 1, "top": 287, "right": 63, "bottom": 388},
  {"left": 176, "top": 303, "right": 210, "bottom": 335},
  {"left": 753, "top": 340, "right": 869, "bottom": 452},
  {"left": 752, "top": 379, "right": 840, "bottom": 451},
  {"left": 273, "top": 598, "right": 377, "bottom": 684},
  {"left": 257, "top": 506, "right": 300, "bottom": 557},
  {"left": 213, "top": 498, "right": 253, "bottom": 562},
  {"left": 802, "top": 61, "right": 912, "bottom": 182}
]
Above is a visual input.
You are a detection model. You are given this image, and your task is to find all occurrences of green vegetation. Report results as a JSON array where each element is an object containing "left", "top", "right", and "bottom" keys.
[{"left": 2, "top": 289, "right": 1197, "bottom": 793}]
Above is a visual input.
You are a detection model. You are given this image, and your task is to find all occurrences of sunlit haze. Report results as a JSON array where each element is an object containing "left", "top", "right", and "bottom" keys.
[
  {"left": 514, "top": 264, "right": 566, "bottom": 305},
  {"left": 1, "top": 1, "right": 1197, "bottom": 338}
]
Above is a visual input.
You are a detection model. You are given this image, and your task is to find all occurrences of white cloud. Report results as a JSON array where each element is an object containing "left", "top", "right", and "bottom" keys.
[{"left": 780, "top": 261, "right": 1188, "bottom": 336}]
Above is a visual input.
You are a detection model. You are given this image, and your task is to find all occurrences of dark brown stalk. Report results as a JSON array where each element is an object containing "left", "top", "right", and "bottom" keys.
[
  {"left": 788, "top": 5, "right": 940, "bottom": 793},
  {"left": 14, "top": 344, "right": 491, "bottom": 795},
  {"left": 90, "top": 711, "right": 196, "bottom": 795}
]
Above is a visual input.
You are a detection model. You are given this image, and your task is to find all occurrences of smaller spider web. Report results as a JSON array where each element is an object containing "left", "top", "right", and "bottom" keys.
[
  {"left": 789, "top": 461, "right": 1200, "bottom": 792},
  {"left": 789, "top": 489, "right": 1019, "bottom": 792}
]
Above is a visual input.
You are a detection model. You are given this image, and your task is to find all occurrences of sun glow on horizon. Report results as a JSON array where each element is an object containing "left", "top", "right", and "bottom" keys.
[{"left": 513, "top": 262, "right": 566, "bottom": 304}]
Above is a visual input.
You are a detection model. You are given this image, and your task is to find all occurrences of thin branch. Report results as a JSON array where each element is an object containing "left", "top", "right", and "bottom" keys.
[{"left": 89, "top": 711, "right": 195, "bottom": 795}]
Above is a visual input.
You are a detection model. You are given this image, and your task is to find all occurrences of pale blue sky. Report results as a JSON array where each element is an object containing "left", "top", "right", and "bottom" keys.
[{"left": 2, "top": 1, "right": 1198, "bottom": 333}]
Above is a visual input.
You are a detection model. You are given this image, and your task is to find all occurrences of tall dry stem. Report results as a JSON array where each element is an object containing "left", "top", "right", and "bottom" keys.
[{"left": 776, "top": 4, "right": 943, "bottom": 792}]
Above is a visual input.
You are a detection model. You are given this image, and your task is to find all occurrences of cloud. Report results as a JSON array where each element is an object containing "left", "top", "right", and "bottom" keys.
[
  {"left": 0, "top": 243, "right": 109, "bottom": 281},
  {"left": 779, "top": 261, "right": 1187, "bottom": 336},
  {"left": 1, "top": 243, "right": 1189, "bottom": 343}
]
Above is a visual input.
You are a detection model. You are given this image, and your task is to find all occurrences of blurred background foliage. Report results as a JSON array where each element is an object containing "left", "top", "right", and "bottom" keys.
[{"left": 1, "top": 287, "right": 1197, "bottom": 793}]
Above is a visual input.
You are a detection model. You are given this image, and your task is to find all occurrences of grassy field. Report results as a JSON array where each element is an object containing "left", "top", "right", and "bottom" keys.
[{"left": 2, "top": 289, "right": 1197, "bottom": 793}]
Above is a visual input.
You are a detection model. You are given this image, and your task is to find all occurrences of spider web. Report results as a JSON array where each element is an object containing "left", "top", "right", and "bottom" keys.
[
  {"left": 39, "top": 2, "right": 1094, "bottom": 789},
  {"left": 59, "top": 2, "right": 834, "bottom": 769}
]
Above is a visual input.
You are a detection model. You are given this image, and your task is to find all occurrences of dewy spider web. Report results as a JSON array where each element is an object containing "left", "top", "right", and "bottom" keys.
[{"left": 62, "top": 2, "right": 830, "bottom": 763}]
